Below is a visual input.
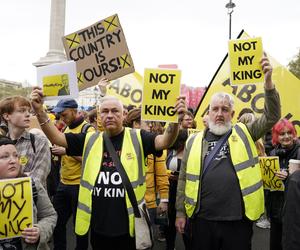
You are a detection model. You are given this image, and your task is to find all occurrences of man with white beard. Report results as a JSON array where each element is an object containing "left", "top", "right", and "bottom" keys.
[{"left": 175, "top": 55, "right": 281, "bottom": 250}]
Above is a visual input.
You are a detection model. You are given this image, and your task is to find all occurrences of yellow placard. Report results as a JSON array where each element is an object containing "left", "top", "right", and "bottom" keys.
[
  {"left": 229, "top": 37, "right": 264, "bottom": 85},
  {"left": 259, "top": 156, "right": 284, "bottom": 191},
  {"left": 0, "top": 177, "right": 33, "bottom": 239},
  {"left": 42, "top": 74, "right": 70, "bottom": 96},
  {"left": 194, "top": 30, "right": 300, "bottom": 136},
  {"left": 141, "top": 69, "right": 181, "bottom": 122},
  {"left": 107, "top": 72, "right": 143, "bottom": 106}
]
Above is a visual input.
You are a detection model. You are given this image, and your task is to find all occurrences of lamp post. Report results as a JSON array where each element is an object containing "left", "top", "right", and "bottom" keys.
[{"left": 225, "top": 0, "right": 236, "bottom": 40}]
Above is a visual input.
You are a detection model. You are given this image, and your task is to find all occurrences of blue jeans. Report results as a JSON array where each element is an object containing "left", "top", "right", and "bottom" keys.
[{"left": 53, "top": 182, "right": 89, "bottom": 250}]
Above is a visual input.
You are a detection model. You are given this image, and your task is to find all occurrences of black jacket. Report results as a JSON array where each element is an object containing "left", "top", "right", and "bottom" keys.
[
  {"left": 282, "top": 171, "right": 300, "bottom": 250},
  {"left": 269, "top": 143, "right": 300, "bottom": 221}
]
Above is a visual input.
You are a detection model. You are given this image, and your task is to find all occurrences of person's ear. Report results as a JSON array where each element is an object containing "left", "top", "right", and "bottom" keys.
[
  {"left": 231, "top": 110, "right": 235, "bottom": 119},
  {"left": 2, "top": 113, "right": 10, "bottom": 122},
  {"left": 133, "top": 120, "right": 140, "bottom": 129}
]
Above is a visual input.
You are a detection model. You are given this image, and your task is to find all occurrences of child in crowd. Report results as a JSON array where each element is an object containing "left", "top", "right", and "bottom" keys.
[{"left": 0, "top": 96, "right": 51, "bottom": 189}]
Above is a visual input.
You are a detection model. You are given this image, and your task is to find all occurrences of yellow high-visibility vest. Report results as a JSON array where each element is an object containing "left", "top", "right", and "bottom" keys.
[
  {"left": 75, "top": 127, "right": 146, "bottom": 237},
  {"left": 184, "top": 123, "right": 264, "bottom": 220}
]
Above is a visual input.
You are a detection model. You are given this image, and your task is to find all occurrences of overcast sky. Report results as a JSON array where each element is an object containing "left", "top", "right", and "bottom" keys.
[{"left": 0, "top": 0, "right": 299, "bottom": 87}]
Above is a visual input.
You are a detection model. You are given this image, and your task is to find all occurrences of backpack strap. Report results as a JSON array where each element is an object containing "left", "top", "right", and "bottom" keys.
[
  {"left": 81, "top": 123, "right": 92, "bottom": 134},
  {"left": 29, "top": 133, "right": 36, "bottom": 154},
  {"left": 31, "top": 179, "right": 38, "bottom": 206}
]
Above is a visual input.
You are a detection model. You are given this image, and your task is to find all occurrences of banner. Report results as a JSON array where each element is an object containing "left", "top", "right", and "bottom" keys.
[
  {"left": 259, "top": 156, "right": 284, "bottom": 191},
  {"left": 181, "top": 85, "right": 206, "bottom": 110},
  {"left": 63, "top": 14, "right": 135, "bottom": 91},
  {"left": 142, "top": 69, "right": 181, "bottom": 122},
  {"left": 194, "top": 30, "right": 300, "bottom": 135},
  {"left": 228, "top": 37, "right": 264, "bottom": 85},
  {"left": 0, "top": 177, "right": 33, "bottom": 239},
  {"left": 37, "top": 61, "right": 78, "bottom": 100}
]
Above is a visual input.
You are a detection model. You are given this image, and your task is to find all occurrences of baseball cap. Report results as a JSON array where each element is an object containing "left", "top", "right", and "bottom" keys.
[{"left": 52, "top": 98, "right": 78, "bottom": 114}]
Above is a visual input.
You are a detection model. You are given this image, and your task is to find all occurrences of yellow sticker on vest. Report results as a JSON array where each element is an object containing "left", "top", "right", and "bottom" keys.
[
  {"left": 126, "top": 153, "right": 134, "bottom": 160},
  {"left": 231, "top": 135, "right": 238, "bottom": 142}
]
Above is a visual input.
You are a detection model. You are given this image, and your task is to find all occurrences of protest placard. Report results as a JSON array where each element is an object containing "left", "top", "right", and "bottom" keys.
[
  {"left": 62, "top": 14, "right": 135, "bottom": 91},
  {"left": 0, "top": 177, "right": 33, "bottom": 239},
  {"left": 107, "top": 72, "right": 143, "bottom": 106},
  {"left": 37, "top": 61, "right": 78, "bottom": 100},
  {"left": 259, "top": 156, "right": 284, "bottom": 191},
  {"left": 141, "top": 69, "right": 181, "bottom": 122},
  {"left": 228, "top": 37, "right": 264, "bottom": 85},
  {"left": 195, "top": 30, "right": 300, "bottom": 138}
]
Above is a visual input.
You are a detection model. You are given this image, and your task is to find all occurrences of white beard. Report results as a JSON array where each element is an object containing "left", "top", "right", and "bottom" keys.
[{"left": 208, "top": 120, "right": 232, "bottom": 135}]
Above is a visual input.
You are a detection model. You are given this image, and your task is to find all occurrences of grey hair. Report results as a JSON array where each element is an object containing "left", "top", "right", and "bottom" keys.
[
  {"left": 209, "top": 92, "right": 234, "bottom": 110},
  {"left": 99, "top": 95, "right": 122, "bottom": 105},
  {"left": 99, "top": 96, "right": 124, "bottom": 111}
]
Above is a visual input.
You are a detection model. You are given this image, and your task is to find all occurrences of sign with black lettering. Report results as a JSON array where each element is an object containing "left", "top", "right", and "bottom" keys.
[
  {"left": 142, "top": 69, "right": 181, "bottom": 122},
  {"left": 194, "top": 30, "right": 300, "bottom": 136},
  {"left": 259, "top": 156, "right": 284, "bottom": 191},
  {"left": 228, "top": 37, "right": 264, "bottom": 85},
  {"left": 0, "top": 177, "right": 33, "bottom": 239},
  {"left": 37, "top": 61, "right": 79, "bottom": 100},
  {"left": 62, "top": 14, "right": 135, "bottom": 91},
  {"left": 107, "top": 72, "right": 143, "bottom": 106}
]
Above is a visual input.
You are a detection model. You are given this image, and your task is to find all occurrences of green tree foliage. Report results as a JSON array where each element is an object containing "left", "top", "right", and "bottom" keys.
[
  {"left": 0, "top": 86, "right": 32, "bottom": 100},
  {"left": 288, "top": 48, "right": 300, "bottom": 79}
]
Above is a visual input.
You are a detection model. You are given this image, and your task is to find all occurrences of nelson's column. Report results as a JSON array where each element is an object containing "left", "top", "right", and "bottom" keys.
[{"left": 33, "top": 0, "right": 66, "bottom": 67}]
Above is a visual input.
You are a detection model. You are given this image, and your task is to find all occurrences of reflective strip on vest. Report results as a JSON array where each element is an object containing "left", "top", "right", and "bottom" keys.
[
  {"left": 235, "top": 125, "right": 254, "bottom": 158},
  {"left": 80, "top": 179, "right": 94, "bottom": 190},
  {"left": 235, "top": 157, "right": 259, "bottom": 172},
  {"left": 129, "top": 129, "right": 144, "bottom": 187},
  {"left": 230, "top": 124, "right": 264, "bottom": 220},
  {"left": 186, "top": 173, "right": 199, "bottom": 181},
  {"left": 185, "top": 196, "right": 197, "bottom": 206},
  {"left": 234, "top": 125, "right": 259, "bottom": 172},
  {"left": 82, "top": 132, "right": 99, "bottom": 173},
  {"left": 77, "top": 201, "right": 91, "bottom": 214},
  {"left": 184, "top": 133, "right": 202, "bottom": 218},
  {"left": 241, "top": 180, "right": 263, "bottom": 196}
]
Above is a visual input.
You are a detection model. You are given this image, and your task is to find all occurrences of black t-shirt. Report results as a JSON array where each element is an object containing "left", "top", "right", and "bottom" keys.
[
  {"left": 198, "top": 131, "right": 243, "bottom": 221},
  {"left": 65, "top": 129, "right": 161, "bottom": 236}
]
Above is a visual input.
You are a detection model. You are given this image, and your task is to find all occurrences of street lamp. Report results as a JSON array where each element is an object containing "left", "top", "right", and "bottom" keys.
[{"left": 225, "top": 0, "right": 236, "bottom": 40}]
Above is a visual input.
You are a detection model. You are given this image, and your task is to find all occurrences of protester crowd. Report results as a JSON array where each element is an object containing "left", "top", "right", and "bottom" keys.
[{"left": 0, "top": 54, "right": 300, "bottom": 250}]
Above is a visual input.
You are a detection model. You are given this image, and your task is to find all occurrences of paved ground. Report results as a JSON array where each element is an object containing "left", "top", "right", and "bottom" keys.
[
  {"left": 60, "top": 220, "right": 270, "bottom": 250},
  {"left": 152, "top": 225, "right": 269, "bottom": 250}
]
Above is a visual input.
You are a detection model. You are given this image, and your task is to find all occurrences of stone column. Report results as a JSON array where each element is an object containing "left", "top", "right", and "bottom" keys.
[{"left": 33, "top": 0, "right": 66, "bottom": 67}]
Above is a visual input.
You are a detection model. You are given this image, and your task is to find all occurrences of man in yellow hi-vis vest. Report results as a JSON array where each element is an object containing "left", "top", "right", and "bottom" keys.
[
  {"left": 175, "top": 55, "right": 281, "bottom": 250},
  {"left": 30, "top": 89, "right": 186, "bottom": 250}
]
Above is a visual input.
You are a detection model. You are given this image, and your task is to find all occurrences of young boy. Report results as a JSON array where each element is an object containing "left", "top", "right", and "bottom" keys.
[{"left": 0, "top": 96, "right": 51, "bottom": 188}]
